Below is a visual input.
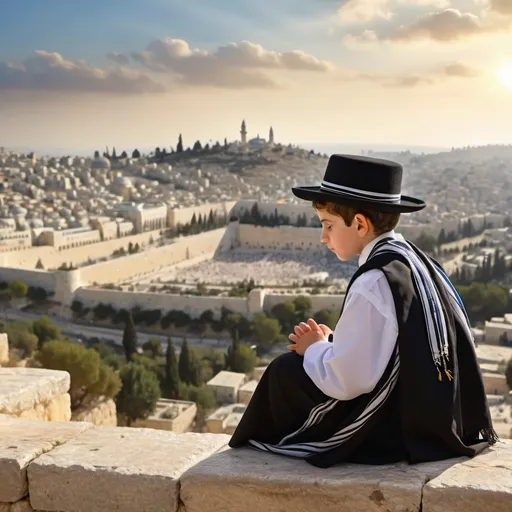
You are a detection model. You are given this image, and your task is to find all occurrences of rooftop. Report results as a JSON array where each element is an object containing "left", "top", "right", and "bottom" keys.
[{"left": 207, "top": 371, "right": 246, "bottom": 388}]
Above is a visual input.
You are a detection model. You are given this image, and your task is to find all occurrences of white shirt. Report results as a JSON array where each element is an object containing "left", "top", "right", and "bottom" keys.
[{"left": 303, "top": 231, "right": 399, "bottom": 400}]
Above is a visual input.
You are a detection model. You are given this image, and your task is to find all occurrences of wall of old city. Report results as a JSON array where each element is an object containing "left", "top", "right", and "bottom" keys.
[
  {"left": 73, "top": 286, "right": 344, "bottom": 321},
  {"left": 78, "top": 227, "right": 229, "bottom": 288},
  {"left": 237, "top": 224, "right": 324, "bottom": 251},
  {"left": 0, "top": 229, "right": 163, "bottom": 269},
  {"left": 0, "top": 228, "right": 236, "bottom": 304}
]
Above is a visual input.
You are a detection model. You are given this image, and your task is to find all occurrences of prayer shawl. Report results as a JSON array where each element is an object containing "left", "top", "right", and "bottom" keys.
[{"left": 229, "top": 238, "right": 497, "bottom": 467}]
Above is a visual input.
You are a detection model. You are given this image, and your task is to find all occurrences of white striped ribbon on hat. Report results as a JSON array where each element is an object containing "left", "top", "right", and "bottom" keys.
[{"left": 320, "top": 180, "right": 401, "bottom": 204}]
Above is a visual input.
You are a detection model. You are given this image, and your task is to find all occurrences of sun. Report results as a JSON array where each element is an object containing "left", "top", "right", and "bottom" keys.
[{"left": 498, "top": 63, "right": 512, "bottom": 88}]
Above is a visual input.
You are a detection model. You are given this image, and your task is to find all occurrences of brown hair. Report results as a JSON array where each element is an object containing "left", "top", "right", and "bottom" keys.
[{"left": 312, "top": 201, "right": 400, "bottom": 235}]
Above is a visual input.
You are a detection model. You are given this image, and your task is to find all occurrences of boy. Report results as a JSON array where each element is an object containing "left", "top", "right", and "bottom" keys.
[{"left": 229, "top": 154, "right": 497, "bottom": 468}]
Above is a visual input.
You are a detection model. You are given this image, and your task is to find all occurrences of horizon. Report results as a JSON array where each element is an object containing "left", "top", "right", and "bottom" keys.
[{"left": 2, "top": 1, "right": 512, "bottom": 151}]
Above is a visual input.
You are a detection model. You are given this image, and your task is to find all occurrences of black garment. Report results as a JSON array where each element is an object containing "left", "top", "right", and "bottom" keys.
[{"left": 229, "top": 244, "right": 496, "bottom": 467}]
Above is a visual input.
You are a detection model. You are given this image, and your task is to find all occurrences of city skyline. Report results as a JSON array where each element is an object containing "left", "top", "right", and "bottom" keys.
[{"left": 1, "top": 0, "right": 512, "bottom": 151}]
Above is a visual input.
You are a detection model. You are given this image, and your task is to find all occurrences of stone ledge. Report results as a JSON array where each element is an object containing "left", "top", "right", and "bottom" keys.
[
  {"left": 0, "top": 415, "right": 511, "bottom": 512},
  {"left": 28, "top": 426, "right": 230, "bottom": 512},
  {"left": 423, "top": 440, "right": 512, "bottom": 512},
  {"left": 0, "top": 415, "right": 92, "bottom": 502},
  {"left": 180, "top": 446, "right": 463, "bottom": 512},
  {"left": 0, "top": 369, "right": 70, "bottom": 417}
]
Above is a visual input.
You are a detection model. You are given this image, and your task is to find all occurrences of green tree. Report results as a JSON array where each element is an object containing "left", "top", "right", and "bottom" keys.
[
  {"left": 37, "top": 340, "right": 121, "bottom": 408},
  {"left": 270, "top": 301, "right": 296, "bottom": 333},
  {"left": 177, "top": 134, "right": 184, "bottom": 153},
  {"left": 122, "top": 314, "right": 138, "bottom": 362},
  {"left": 4, "top": 328, "right": 38, "bottom": 358},
  {"left": 142, "top": 338, "right": 163, "bottom": 359},
  {"left": 35, "top": 258, "right": 44, "bottom": 269},
  {"left": 293, "top": 296, "right": 312, "bottom": 320},
  {"left": 116, "top": 363, "right": 161, "bottom": 426},
  {"left": 179, "top": 384, "right": 217, "bottom": 426},
  {"left": 165, "top": 338, "right": 180, "bottom": 399},
  {"left": 179, "top": 337, "right": 191, "bottom": 383},
  {"left": 225, "top": 342, "right": 257, "bottom": 374},
  {"left": 314, "top": 309, "right": 339, "bottom": 331},
  {"left": 32, "top": 316, "right": 61, "bottom": 350},
  {"left": 8, "top": 280, "right": 28, "bottom": 299},
  {"left": 252, "top": 314, "right": 281, "bottom": 348}
]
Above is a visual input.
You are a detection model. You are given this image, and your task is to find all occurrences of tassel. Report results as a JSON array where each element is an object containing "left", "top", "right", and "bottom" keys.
[
  {"left": 437, "top": 368, "right": 442, "bottom": 382},
  {"left": 480, "top": 428, "right": 499, "bottom": 445},
  {"left": 444, "top": 369, "right": 453, "bottom": 381}
]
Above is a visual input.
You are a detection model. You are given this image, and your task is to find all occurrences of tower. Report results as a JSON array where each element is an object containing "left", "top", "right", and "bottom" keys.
[
  {"left": 269, "top": 126, "right": 274, "bottom": 146},
  {"left": 240, "top": 120, "right": 247, "bottom": 145}
]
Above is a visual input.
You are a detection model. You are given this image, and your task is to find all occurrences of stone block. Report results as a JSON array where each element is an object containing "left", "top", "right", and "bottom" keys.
[
  {"left": 0, "top": 499, "right": 35, "bottom": 512},
  {"left": 423, "top": 440, "right": 512, "bottom": 512},
  {"left": 28, "top": 426, "right": 230, "bottom": 512},
  {"left": 0, "top": 415, "right": 91, "bottom": 502},
  {"left": 0, "top": 368, "right": 70, "bottom": 418},
  {"left": 0, "top": 333, "right": 8, "bottom": 365},
  {"left": 180, "top": 447, "right": 468, "bottom": 512}
]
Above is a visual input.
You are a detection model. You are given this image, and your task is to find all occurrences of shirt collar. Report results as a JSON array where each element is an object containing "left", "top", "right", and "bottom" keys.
[{"left": 358, "top": 230, "right": 397, "bottom": 267}]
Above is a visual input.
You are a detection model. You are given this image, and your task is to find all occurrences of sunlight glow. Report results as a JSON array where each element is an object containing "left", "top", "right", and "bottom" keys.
[{"left": 498, "top": 63, "right": 512, "bottom": 88}]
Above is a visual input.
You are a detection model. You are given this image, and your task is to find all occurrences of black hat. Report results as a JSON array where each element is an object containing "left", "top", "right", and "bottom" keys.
[{"left": 292, "top": 154, "right": 425, "bottom": 213}]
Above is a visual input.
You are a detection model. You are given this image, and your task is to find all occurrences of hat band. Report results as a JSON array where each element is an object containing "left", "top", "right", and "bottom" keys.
[{"left": 320, "top": 180, "right": 401, "bottom": 204}]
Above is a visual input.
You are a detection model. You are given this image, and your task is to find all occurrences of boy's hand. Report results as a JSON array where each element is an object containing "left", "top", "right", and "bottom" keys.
[
  {"left": 288, "top": 318, "right": 327, "bottom": 356},
  {"left": 292, "top": 319, "right": 333, "bottom": 339}
]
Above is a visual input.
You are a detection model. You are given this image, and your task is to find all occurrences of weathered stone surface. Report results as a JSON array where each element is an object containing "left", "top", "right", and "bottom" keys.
[
  {"left": 17, "top": 393, "right": 71, "bottom": 423},
  {"left": 0, "top": 415, "right": 91, "bottom": 502},
  {"left": 0, "top": 333, "right": 8, "bottom": 365},
  {"left": 180, "top": 447, "right": 464, "bottom": 512},
  {"left": 0, "top": 368, "right": 70, "bottom": 417},
  {"left": 0, "top": 499, "right": 35, "bottom": 512},
  {"left": 28, "top": 427, "right": 230, "bottom": 512},
  {"left": 71, "top": 399, "right": 117, "bottom": 426},
  {"left": 423, "top": 440, "right": 512, "bottom": 512}
]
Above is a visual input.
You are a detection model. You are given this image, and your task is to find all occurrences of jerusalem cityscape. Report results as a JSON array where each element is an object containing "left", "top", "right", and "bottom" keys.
[{"left": 1, "top": 1, "right": 512, "bottom": 511}]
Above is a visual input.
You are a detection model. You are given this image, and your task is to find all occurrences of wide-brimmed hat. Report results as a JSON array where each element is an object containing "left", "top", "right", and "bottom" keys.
[{"left": 292, "top": 154, "right": 425, "bottom": 213}]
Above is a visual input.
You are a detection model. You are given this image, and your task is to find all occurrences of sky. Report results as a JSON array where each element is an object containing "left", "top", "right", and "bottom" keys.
[{"left": 1, "top": 0, "right": 512, "bottom": 154}]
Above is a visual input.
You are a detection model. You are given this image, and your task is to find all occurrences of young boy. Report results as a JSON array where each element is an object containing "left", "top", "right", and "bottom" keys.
[{"left": 229, "top": 154, "right": 497, "bottom": 468}]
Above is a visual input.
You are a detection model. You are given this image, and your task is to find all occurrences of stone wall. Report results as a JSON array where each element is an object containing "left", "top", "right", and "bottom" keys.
[
  {"left": 73, "top": 287, "right": 346, "bottom": 321},
  {"left": 0, "top": 229, "right": 163, "bottom": 269},
  {"left": 70, "top": 399, "right": 117, "bottom": 427},
  {"left": 77, "top": 227, "right": 228, "bottom": 287},
  {"left": 0, "top": 414, "right": 510, "bottom": 512},
  {"left": 0, "top": 334, "right": 8, "bottom": 365},
  {"left": 238, "top": 224, "right": 323, "bottom": 251},
  {"left": 0, "top": 368, "right": 71, "bottom": 422}
]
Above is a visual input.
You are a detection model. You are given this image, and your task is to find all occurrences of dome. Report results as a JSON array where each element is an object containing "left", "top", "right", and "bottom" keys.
[
  {"left": 91, "top": 151, "right": 111, "bottom": 170},
  {"left": 248, "top": 136, "right": 266, "bottom": 146}
]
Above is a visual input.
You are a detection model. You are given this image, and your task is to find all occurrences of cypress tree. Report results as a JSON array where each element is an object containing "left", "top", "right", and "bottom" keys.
[
  {"left": 165, "top": 338, "right": 180, "bottom": 399},
  {"left": 122, "top": 314, "right": 138, "bottom": 362},
  {"left": 178, "top": 337, "right": 191, "bottom": 384}
]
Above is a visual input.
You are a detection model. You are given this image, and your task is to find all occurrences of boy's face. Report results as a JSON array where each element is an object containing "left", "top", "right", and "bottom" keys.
[{"left": 316, "top": 209, "right": 367, "bottom": 261}]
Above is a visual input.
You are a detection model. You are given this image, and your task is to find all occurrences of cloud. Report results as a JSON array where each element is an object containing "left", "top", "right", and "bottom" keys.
[
  {"left": 106, "top": 52, "right": 130, "bottom": 65},
  {"left": 390, "top": 9, "right": 489, "bottom": 42},
  {"left": 488, "top": 0, "right": 512, "bottom": 16},
  {"left": 346, "top": 7, "right": 512, "bottom": 44},
  {"left": 0, "top": 51, "right": 165, "bottom": 93},
  {"left": 128, "top": 38, "right": 334, "bottom": 88},
  {"left": 442, "top": 62, "right": 479, "bottom": 77},
  {"left": 342, "top": 60, "right": 479, "bottom": 88},
  {"left": 338, "top": 0, "right": 392, "bottom": 23},
  {"left": 337, "top": 0, "right": 449, "bottom": 24}
]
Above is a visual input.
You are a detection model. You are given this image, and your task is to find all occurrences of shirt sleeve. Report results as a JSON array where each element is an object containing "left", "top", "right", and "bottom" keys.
[{"left": 303, "top": 271, "right": 398, "bottom": 401}]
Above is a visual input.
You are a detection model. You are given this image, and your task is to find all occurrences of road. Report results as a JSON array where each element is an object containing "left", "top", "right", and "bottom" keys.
[{"left": 3, "top": 308, "right": 231, "bottom": 353}]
